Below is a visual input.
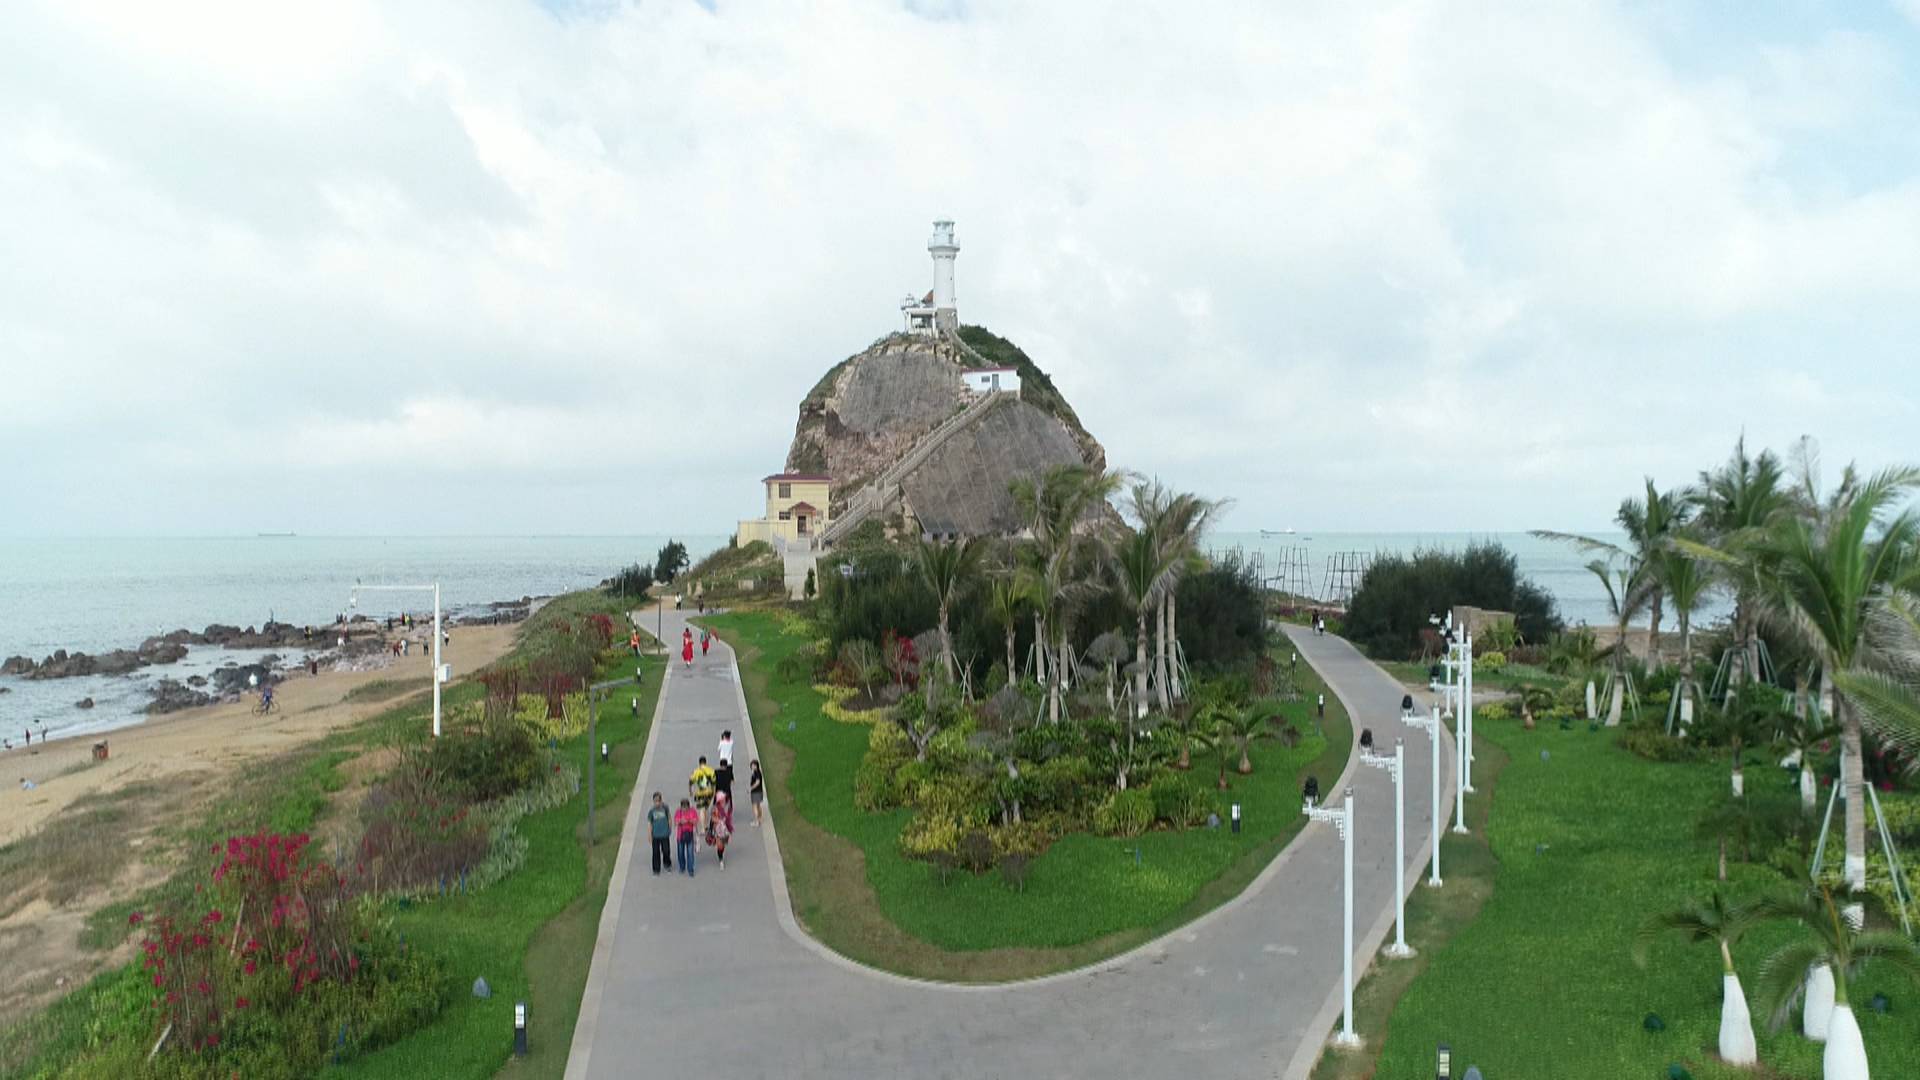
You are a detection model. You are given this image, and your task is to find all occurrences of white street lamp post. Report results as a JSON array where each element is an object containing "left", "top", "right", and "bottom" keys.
[
  {"left": 1404, "top": 701, "right": 1443, "bottom": 887},
  {"left": 1450, "top": 698, "right": 1468, "bottom": 835},
  {"left": 1461, "top": 631, "right": 1475, "bottom": 793},
  {"left": 1303, "top": 785, "right": 1361, "bottom": 1048},
  {"left": 1360, "top": 736, "right": 1413, "bottom": 958},
  {"left": 351, "top": 582, "right": 445, "bottom": 737}
]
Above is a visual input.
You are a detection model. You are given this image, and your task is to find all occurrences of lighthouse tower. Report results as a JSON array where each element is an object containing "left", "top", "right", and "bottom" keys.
[{"left": 929, "top": 219, "right": 959, "bottom": 330}]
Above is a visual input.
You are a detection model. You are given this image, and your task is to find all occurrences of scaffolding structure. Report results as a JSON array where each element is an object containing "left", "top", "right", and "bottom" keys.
[
  {"left": 1321, "top": 551, "right": 1372, "bottom": 608},
  {"left": 1269, "top": 546, "right": 1315, "bottom": 602}
]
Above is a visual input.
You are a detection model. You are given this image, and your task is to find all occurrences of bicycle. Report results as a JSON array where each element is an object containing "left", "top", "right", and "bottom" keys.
[{"left": 253, "top": 696, "right": 277, "bottom": 716}]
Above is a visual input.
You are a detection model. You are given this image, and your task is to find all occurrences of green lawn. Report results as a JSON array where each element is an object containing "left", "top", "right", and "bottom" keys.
[
  {"left": 336, "top": 649, "right": 662, "bottom": 1080},
  {"left": 1377, "top": 658, "right": 1571, "bottom": 694},
  {"left": 1363, "top": 720, "right": 1920, "bottom": 1079},
  {"left": 705, "top": 610, "right": 1352, "bottom": 979}
]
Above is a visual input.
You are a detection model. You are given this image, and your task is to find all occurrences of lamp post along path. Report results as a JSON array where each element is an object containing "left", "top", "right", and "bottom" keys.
[
  {"left": 1302, "top": 785, "right": 1361, "bottom": 1048},
  {"left": 1360, "top": 735, "right": 1414, "bottom": 958},
  {"left": 1406, "top": 701, "right": 1443, "bottom": 887}
]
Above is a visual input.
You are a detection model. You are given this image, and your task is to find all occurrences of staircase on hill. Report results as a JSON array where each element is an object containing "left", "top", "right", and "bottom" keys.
[{"left": 816, "top": 387, "right": 1009, "bottom": 549}]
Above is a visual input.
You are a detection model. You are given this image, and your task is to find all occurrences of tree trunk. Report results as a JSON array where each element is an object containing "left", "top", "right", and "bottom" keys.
[
  {"left": 1648, "top": 590, "right": 1664, "bottom": 664},
  {"left": 1719, "top": 973, "right": 1758, "bottom": 1066},
  {"left": 1005, "top": 624, "right": 1016, "bottom": 684},
  {"left": 1678, "top": 610, "right": 1694, "bottom": 726},
  {"left": 1836, "top": 692, "right": 1867, "bottom": 895},
  {"left": 1607, "top": 677, "right": 1624, "bottom": 727},
  {"left": 1135, "top": 608, "right": 1150, "bottom": 721},
  {"left": 1238, "top": 736, "right": 1252, "bottom": 775},
  {"left": 939, "top": 602, "right": 956, "bottom": 682},
  {"left": 1155, "top": 595, "right": 1172, "bottom": 714},
  {"left": 1717, "top": 837, "right": 1727, "bottom": 881},
  {"left": 1168, "top": 589, "right": 1183, "bottom": 701},
  {"left": 1006, "top": 757, "right": 1021, "bottom": 824},
  {"left": 1033, "top": 613, "right": 1047, "bottom": 686}
]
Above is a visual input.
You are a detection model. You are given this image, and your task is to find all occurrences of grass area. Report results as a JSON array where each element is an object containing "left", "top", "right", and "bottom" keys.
[
  {"left": 1359, "top": 719, "right": 1920, "bottom": 1079},
  {"left": 343, "top": 676, "right": 432, "bottom": 704},
  {"left": 335, "top": 650, "right": 662, "bottom": 1080},
  {"left": 1376, "top": 658, "right": 1571, "bottom": 694},
  {"left": 705, "top": 610, "right": 1353, "bottom": 980}
]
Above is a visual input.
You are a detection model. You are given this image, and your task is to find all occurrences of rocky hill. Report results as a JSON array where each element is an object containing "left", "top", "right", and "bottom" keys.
[{"left": 784, "top": 327, "right": 1106, "bottom": 538}]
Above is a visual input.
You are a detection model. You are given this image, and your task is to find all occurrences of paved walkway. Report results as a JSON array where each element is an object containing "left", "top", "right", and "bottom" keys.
[{"left": 568, "top": 616, "right": 1455, "bottom": 1080}]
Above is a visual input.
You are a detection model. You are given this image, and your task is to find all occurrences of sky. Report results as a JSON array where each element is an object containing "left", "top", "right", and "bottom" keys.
[{"left": 3, "top": 1, "right": 1918, "bottom": 537}]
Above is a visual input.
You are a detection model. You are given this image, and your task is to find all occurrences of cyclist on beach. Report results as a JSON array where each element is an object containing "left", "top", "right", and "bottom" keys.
[{"left": 258, "top": 685, "right": 275, "bottom": 714}]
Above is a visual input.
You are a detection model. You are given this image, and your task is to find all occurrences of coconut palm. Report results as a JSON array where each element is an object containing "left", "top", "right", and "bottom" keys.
[
  {"left": 1743, "top": 460, "right": 1920, "bottom": 897},
  {"left": 1776, "top": 702, "right": 1843, "bottom": 812},
  {"left": 1111, "top": 522, "right": 1175, "bottom": 726},
  {"left": 1586, "top": 556, "right": 1654, "bottom": 726},
  {"left": 1632, "top": 888, "right": 1764, "bottom": 1065},
  {"left": 1834, "top": 587, "right": 1920, "bottom": 775},
  {"left": 1620, "top": 478, "right": 1692, "bottom": 661},
  {"left": 1754, "top": 885, "right": 1920, "bottom": 1078},
  {"left": 985, "top": 574, "right": 1026, "bottom": 684},
  {"left": 913, "top": 535, "right": 985, "bottom": 682},
  {"left": 1153, "top": 488, "right": 1227, "bottom": 705},
  {"left": 1656, "top": 537, "right": 1715, "bottom": 732},
  {"left": 1707, "top": 682, "right": 1782, "bottom": 798},
  {"left": 1689, "top": 436, "right": 1790, "bottom": 691},
  {"left": 1010, "top": 465, "right": 1123, "bottom": 725}
]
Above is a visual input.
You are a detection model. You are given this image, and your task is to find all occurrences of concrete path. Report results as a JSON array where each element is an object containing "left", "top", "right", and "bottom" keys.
[{"left": 567, "top": 615, "right": 1456, "bottom": 1080}]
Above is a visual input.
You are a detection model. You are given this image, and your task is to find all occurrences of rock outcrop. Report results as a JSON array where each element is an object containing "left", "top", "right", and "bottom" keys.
[
  {"left": 146, "top": 679, "right": 213, "bottom": 714},
  {"left": 784, "top": 327, "right": 1105, "bottom": 537}
]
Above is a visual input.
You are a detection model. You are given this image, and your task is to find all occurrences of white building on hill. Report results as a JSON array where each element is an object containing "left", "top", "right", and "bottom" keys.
[{"left": 900, "top": 219, "right": 959, "bottom": 335}]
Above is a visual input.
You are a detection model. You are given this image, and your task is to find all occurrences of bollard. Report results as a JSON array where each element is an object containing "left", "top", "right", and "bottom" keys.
[
  {"left": 1231, "top": 803, "right": 1241, "bottom": 833},
  {"left": 600, "top": 742, "right": 609, "bottom": 765},
  {"left": 514, "top": 1001, "right": 528, "bottom": 1056}
]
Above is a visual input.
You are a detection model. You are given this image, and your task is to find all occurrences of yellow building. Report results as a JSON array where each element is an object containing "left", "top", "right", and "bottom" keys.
[{"left": 737, "top": 473, "right": 832, "bottom": 547}]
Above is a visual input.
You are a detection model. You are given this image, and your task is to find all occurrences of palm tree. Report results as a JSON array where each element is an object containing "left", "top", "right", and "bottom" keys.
[
  {"left": 1709, "top": 682, "right": 1781, "bottom": 797},
  {"left": 1153, "top": 488, "right": 1227, "bottom": 706},
  {"left": 1620, "top": 478, "right": 1692, "bottom": 662},
  {"left": 1656, "top": 536, "right": 1714, "bottom": 732},
  {"left": 1743, "top": 461, "right": 1920, "bottom": 898},
  {"left": 1690, "top": 436, "right": 1789, "bottom": 691},
  {"left": 1776, "top": 703, "right": 1843, "bottom": 812},
  {"left": 985, "top": 574, "right": 1025, "bottom": 684},
  {"left": 1209, "top": 699, "right": 1282, "bottom": 774},
  {"left": 1633, "top": 888, "right": 1764, "bottom": 1066},
  {"left": 914, "top": 536, "right": 985, "bottom": 682},
  {"left": 1754, "top": 885, "right": 1920, "bottom": 1077},
  {"left": 1586, "top": 556, "right": 1653, "bottom": 726},
  {"left": 1834, "top": 586, "right": 1920, "bottom": 777},
  {"left": 1010, "top": 465, "right": 1123, "bottom": 725},
  {"left": 1112, "top": 522, "right": 1177, "bottom": 725}
]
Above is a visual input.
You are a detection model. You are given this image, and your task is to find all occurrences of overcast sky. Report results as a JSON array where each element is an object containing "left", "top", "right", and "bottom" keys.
[{"left": 3, "top": 1, "right": 1918, "bottom": 538}]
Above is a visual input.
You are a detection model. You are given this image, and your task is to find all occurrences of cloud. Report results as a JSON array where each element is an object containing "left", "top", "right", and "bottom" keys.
[{"left": 1, "top": 0, "right": 1917, "bottom": 536}]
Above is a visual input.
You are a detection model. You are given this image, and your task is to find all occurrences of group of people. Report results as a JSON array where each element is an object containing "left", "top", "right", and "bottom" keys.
[
  {"left": 6, "top": 726, "right": 50, "bottom": 752},
  {"left": 678, "top": 626, "right": 713, "bottom": 669},
  {"left": 646, "top": 728, "right": 764, "bottom": 878}
]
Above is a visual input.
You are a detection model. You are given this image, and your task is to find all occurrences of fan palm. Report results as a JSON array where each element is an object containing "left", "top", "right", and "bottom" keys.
[
  {"left": 914, "top": 536, "right": 986, "bottom": 682},
  {"left": 1834, "top": 586, "right": 1920, "bottom": 776},
  {"left": 1209, "top": 699, "right": 1282, "bottom": 774},
  {"left": 1754, "top": 885, "right": 1920, "bottom": 1077},
  {"left": 1633, "top": 888, "right": 1764, "bottom": 1065}
]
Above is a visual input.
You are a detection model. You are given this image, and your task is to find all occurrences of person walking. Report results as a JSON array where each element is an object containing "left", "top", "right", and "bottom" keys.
[
  {"left": 674, "top": 799, "right": 700, "bottom": 877},
  {"left": 629, "top": 630, "right": 641, "bottom": 656},
  {"left": 717, "top": 730, "right": 734, "bottom": 767},
  {"left": 710, "top": 799, "right": 732, "bottom": 868},
  {"left": 700, "top": 629, "right": 711, "bottom": 658},
  {"left": 689, "top": 756, "right": 717, "bottom": 827},
  {"left": 681, "top": 628, "right": 695, "bottom": 670},
  {"left": 748, "top": 759, "right": 764, "bottom": 827},
  {"left": 647, "top": 793, "right": 673, "bottom": 875},
  {"left": 713, "top": 769, "right": 734, "bottom": 831}
]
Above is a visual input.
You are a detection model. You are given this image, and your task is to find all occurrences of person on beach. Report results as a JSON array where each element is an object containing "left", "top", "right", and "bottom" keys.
[
  {"left": 689, "top": 757, "right": 716, "bottom": 824},
  {"left": 674, "top": 799, "right": 699, "bottom": 877},
  {"left": 710, "top": 801, "right": 731, "bottom": 868},
  {"left": 749, "top": 760, "right": 764, "bottom": 826},
  {"left": 23, "top": 729, "right": 30, "bottom": 747},
  {"left": 717, "top": 730, "right": 734, "bottom": 766},
  {"left": 647, "top": 793, "right": 673, "bottom": 875}
]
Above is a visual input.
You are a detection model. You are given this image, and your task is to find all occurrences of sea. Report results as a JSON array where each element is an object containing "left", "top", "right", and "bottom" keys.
[
  {"left": 0, "top": 535, "right": 724, "bottom": 741},
  {"left": 0, "top": 530, "right": 1722, "bottom": 742}
]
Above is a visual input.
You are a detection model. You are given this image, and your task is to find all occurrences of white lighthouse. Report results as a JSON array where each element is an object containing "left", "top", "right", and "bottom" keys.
[{"left": 900, "top": 218, "right": 960, "bottom": 336}]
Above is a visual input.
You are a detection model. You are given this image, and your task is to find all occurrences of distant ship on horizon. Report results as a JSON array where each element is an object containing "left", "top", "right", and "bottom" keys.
[
  {"left": 256, "top": 532, "right": 297, "bottom": 538},
  {"left": 1259, "top": 528, "right": 1297, "bottom": 536}
]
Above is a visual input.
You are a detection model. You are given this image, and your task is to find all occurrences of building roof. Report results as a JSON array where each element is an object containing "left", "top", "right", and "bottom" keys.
[
  {"left": 788, "top": 501, "right": 819, "bottom": 514},
  {"left": 968, "top": 366, "right": 1018, "bottom": 374},
  {"left": 764, "top": 473, "right": 832, "bottom": 483}
]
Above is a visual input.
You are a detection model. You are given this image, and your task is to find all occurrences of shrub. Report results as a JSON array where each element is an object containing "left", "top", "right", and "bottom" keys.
[
  {"left": 1477, "top": 650, "right": 1508, "bottom": 672},
  {"left": 956, "top": 830, "right": 996, "bottom": 874},
  {"left": 423, "top": 720, "right": 539, "bottom": 801},
  {"left": 1615, "top": 725, "right": 1705, "bottom": 763},
  {"left": 357, "top": 765, "right": 490, "bottom": 896},
  {"left": 998, "top": 852, "right": 1032, "bottom": 892},
  {"left": 853, "top": 759, "right": 900, "bottom": 812},
  {"left": 1020, "top": 755, "right": 1098, "bottom": 815},
  {"left": 989, "top": 820, "right": 1051, "bottom": 857},
  {"left": 1147, "top": 772, "right": 1216, "bottom": 829},
  {"left": 1343, "top": 541, "right": 1563, "bottom": 659},
  {"left": 1476, "top": 702, "right": 1513, "bottom": 724},
  {"left": 1093, "top": 789, "right": 1154, "bottom": 837},
  {"left": 899, "top": 812, "right": 961, "bottom": 859}
]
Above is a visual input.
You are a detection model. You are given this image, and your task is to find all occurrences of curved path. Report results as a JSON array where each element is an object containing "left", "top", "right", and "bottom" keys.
[{"left": 567, "top": 616, "right": 1454, "bottom": 1080}]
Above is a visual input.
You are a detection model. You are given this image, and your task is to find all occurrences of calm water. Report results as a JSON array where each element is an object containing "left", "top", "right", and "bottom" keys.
[{"left": 0, "top": 535, "right": 722, "bottom": 739}]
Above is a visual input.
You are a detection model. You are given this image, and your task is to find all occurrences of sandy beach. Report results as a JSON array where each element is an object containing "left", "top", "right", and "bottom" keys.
[{"left": 0, "top": 622, "right": 521, "bottom": 847}]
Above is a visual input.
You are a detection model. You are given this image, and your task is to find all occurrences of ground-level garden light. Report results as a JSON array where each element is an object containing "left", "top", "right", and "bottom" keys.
[
  {"left": 1302, "top": 782, "right": 1360, "bottom": 1049},
  {"left": 1359, "top": 730, "right": 1413, "bottom": 959},
  {"left": 1436, "top": 1041, "right": 1450, "bottom": 1079},
  {"left": 350, "top": 582, "right": 444, "bottom": 737}
]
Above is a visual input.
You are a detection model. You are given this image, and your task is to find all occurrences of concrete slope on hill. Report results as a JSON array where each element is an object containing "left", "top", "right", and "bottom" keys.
[{"left": 900, "top": 397, "right": 1086, "bottom": 536}]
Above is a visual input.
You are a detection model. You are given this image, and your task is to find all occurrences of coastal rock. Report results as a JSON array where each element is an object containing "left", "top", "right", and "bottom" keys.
[
  {"left": 186, "top": 675, "right": 208, "bottom": 687},
  {"left": 146, "top": 679, "right": 213, "bottom": 714},
  {"left": 1, "top": 656, "right": 31, "bottom": 676},
  {"left": 139, "top": 641, "right": 189, "bottom": 665},
  {"left": 92, "top": 649, "right": 145, "bottom": 676},
  {"left": 202, "top": 624, "right": 243, "bottom": 645},
  {"left": 212, "top": 664, "right": 278, "bottom": 695},
  {"left": 75, "top": 697, "right": 94, "bottom": 709},
  {"left": 27, "top": 648, "right": 145, "bottom": 679}
]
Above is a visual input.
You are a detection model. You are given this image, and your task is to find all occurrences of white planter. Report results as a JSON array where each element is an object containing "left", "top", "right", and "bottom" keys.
[
  {"left": 1719, "top": 973, "right": 1757, "bottom": 1065},
  {"left": 1824, "top": 1004, "right": 1869, "bottom": 1080},
  {"left": 1800, "top": 767, "right": 1817, "bottom": 809},
  {"left": 1731, "top": 771, "right": 1744, "bottom": 797},
  {"left": 1805, "top": 964, "right": 1835, "bottom": 1041}
]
